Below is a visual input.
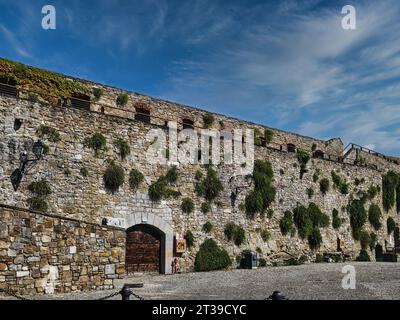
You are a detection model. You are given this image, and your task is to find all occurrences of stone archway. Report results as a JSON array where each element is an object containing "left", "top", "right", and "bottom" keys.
[{"left": 124, "top": 213, "right": 173, "bottom": 274}]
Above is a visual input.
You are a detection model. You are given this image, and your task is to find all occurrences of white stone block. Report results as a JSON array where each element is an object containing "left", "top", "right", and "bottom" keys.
[
  {"left": 105, "top": 264, "right": 115, "bottom": 275},
  {"left": 16, "top": 271, "right": 29, "bottom": 278}
]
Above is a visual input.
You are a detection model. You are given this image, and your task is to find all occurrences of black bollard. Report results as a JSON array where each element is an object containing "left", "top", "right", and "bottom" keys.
[
  {"left": 269, "top": 291, "right": 287, "bottom": 300},
  {"left": 120, "top": 285, "right": 133, "bottom": 301}
]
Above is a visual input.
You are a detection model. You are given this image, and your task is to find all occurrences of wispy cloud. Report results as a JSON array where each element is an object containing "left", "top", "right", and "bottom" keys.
[
  {"left": 0, "top": 24, "right": 32, "bottom": 58},
  {"left": 158, "top": 0, "right": 400, "bottom": 155}
]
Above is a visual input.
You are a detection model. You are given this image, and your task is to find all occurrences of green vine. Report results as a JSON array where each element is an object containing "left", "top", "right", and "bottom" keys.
[
  {"left": 244, "top": 160, "right": 276, "bottom": 218},
  {"left": 297, "top": 150, "right": 310, "bottom": 179},
  {"left": 129, "top": 169, "right": 144, "bottom": 190},
  {"left": 347, "top": 199, "right": 367, "bottom": 240},
  {"left": 27, "top": 179, "right": 52, "bottom": 213},
  {"left": 149, "top": 166, "right": 180, "bottom": 202},
  {"left": 195, "top": 167, "right": 223, "bottom": 202},
  {"left": 84, "top": 133, "right": 107, "bottom": 156},
  {"left": 114, "top": 138, "right": 131, "bottom": 160},
  {"left": 224, "top": 222, "right": 246, "bottom": 246},
  {"left": 293, "top": 203, "right": 329, "bottom": 249},
  {"left": 382, "top": 171, "right": 399, "bottom": 211},
  {"left": 36, "top": 125, "right": 61, "bottom": 143},
  {"left": 103, "top": 162, "right": 125, "bottom": 193},
  {"left": 0, "top": 58, "right": 89, "bottom": 105}
]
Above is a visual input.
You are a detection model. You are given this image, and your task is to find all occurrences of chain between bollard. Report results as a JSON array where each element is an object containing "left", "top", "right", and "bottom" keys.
[
  {"left": 96, "top": 291, "right": 122, "bottom": 300},
  {"left": 1, "top": 286, "right": 144, "bottom": 301}
]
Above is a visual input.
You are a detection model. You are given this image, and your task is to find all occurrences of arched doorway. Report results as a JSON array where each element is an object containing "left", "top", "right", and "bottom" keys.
[
  {"left": 126, "top": 224, "right": 165, "bottom": 274},
  {"left": 124, "top": 213, "right": 174, "bottom": 274}
]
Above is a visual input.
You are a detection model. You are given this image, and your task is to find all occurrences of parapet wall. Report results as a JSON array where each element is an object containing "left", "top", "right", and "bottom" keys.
[
  {"left": 0, "top": 205, "right": 125, "bottom": 295},
  {"left": 86, "top": 81, "right": 344, "bottom": 157}
]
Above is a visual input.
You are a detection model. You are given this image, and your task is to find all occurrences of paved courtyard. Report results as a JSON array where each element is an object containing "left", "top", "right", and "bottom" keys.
[{"left": 1, "top": 262, "right": 400, "bottom": 300}]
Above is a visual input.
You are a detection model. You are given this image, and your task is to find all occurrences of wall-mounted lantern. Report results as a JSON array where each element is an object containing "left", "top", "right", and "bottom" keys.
[{"left": 10, "top": 139, "right": 44, "bottom": 191}]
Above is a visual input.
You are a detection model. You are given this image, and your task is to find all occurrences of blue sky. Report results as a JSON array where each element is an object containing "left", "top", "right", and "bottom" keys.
[{"left": 0, "top": 0, "right": 399, "bottom": 155}]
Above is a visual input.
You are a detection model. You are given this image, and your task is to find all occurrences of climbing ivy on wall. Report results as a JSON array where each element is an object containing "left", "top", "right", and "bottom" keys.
[
  {"left": 27, "top": 179, "right": 52, "bottom": 213},
  {"left": 36, "top": 125, "right": 61, "bottom": 143},
  {"left": 181, "top": 198, "right": 195, "bottom": 214},
  {"left": 224, "top": 222, "right": 246, "bottom": 246},
  {"left": 103, "top": 162, "right": 125, "bottom": 193},
  {"left": 245, "top": 160, "right": 276, "bottom": 219},
  {"left": 114, "top": 138, "right": 130, "bottom": 160},
  {"left": 195, "top": 167, "right": 223, "bottom": 202},
  {"left": 332, "top": 209, "right": 341, "bottom": 229},
  {"left": 149, "top": 166, "right": 181, "bottom": 202},
  {"left": 280, "top": 210, "right": 295, "bottom": 236},
  {"left": 331, "top": 170, "right": 349, "bottom": 195},
  {"left": 382, "top": 171, "right": 399, "bottom": 211},
  {"left": 319, "top": 178, "right": 330, "bottom": 195},
  {"left": 129, "top": 169, "right": 144, "bottom": 190},
  {"left": 347, "top": 199, "right": 367, "bottom": 240},
  {"left": 297, "top": 150, "right": 310, "bottom": 179},
  {"left": 0, "top": 58, "right": 89, "bottom": 104},
  {"left": 293, "top": 203, "right": 329, "bottom": 249},
  {"left": 84, "top": 133, "right": 107, "bottom": 157},
  {"left": 368, "top": 204, "right": 382, "bottom": 231}
]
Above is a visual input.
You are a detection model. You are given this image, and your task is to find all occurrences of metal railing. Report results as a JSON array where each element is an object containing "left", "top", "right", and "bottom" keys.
[
  {"left": 0, "top": 82, "right": 18, "bottom": 98},
  {"left": 343, "top": 143, "right": 400, "bottom": 165}
]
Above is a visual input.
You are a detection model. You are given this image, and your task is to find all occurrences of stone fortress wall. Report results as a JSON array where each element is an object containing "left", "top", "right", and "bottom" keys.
[
  {"left": 0, "top": 60, "right": 399, "bottom": 294},
  {"left": 0, "top": 205, "right": 125, "bottom": 295}
]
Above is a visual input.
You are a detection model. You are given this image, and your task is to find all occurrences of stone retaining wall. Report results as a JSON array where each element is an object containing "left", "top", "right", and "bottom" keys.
[{"left": 0, "top": 205, "right": 125, "bottom": 295}]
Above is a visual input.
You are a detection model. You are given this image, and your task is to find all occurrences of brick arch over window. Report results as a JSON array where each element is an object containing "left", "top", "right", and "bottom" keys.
[
  {"left": 182, "top": 118, "right": 194, "bottom": 129},
  {"left": 134, "top": 102, "right": 151, "bottom": 123},
  {"left": 71, "top": 93, "right": 91, "bottom": 110},
  {"left": 287, "top": 143, "right": 296, "bottom": 153},
  {"left": 124, "top": 213, "right": 173, "bottom": 274},
  {"left": 313, "top": 150, "right": 324, "bottom": 159}
]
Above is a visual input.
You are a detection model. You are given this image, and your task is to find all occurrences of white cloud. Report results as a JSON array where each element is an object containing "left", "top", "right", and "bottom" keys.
[{"left": 158, "top": 0, "right": 400, "bottom": 154}]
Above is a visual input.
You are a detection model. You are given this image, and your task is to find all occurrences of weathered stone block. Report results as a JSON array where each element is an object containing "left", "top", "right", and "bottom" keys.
[
  {"left": 104, "top": 264, "right": 115, "bottom": 275},
  {"left": 41, "top": 235, "right": 51, "bottom": 243},
  {"left": 16, "top": 271, "right": 30, "bottom": 278},
  {"left": 14, "top": 255, "right": 24, "bottom": 264}
]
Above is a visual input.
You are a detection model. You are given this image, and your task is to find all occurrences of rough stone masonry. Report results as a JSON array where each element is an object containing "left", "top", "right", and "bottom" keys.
[{"left": 0, "top": 59, "right": 399, "bottom": 295}]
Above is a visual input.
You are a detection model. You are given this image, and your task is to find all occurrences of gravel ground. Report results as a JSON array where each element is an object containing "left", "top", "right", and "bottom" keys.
[{"left": 1, "top": 262, "right": 400, "bottom": 300}]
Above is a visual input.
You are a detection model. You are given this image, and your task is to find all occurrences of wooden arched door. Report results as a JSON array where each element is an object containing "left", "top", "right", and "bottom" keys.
[{"left": 126, "top": 224, "right": 162, "bottom": 274}]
